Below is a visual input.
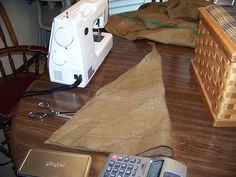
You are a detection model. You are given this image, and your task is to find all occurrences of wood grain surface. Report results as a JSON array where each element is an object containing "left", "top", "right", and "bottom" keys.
[{"left": 10, "top": 36, "right": 236, "bottom": 177}]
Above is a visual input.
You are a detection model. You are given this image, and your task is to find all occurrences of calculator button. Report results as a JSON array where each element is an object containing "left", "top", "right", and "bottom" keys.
[
  {"left": 137, "top": 159, "right": 141, "bottom": 164},
  {"left": 130, "top": 158, "right": 136, "bottom": 163},
  {"left": 119, "top": 168, "right": 125, "bottom": 174},
  {"left": 118, "top": 156, "right": 124, "bottom": 161},
  {"left": 110, "top": 174, "right": 116, "bottom": 177},
  {"left": 112, "top": 168, "right": 119, "bottom": 174},
  {"left": 117, "top": 175, "right": 123, "bottom": 177},
  {"left": 125, "top": 170, "right": 132, "bottom": 176},
  {"left": 115, "top": 162, "right": 121, "bottom": 168},
  {"left": 106, "top": 166, "right": 112, "bottom": 172},
  {"left": 103, "top": 172, "right": 110, "bottom": 177},
  {"left": 141, "top": 163, "right": 145, "bottom": 169},
  {"left": 109, "top": 160, "right": 115, "bottom": 167},
  {"left": 121, "top": 163, "right": 127, "bottom": 169},
  {"left": 111, "top": 155, "right": 118, "bottom": 161},
  {"left": 124, "top": 157, "right": 130, "bottom": 162},
  {"left": 127, "top": 164, "right": 134, "bottom": 170}
]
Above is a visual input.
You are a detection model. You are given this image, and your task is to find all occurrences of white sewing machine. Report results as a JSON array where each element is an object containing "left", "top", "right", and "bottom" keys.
[{"left": 48, "top": 0, "right": 113, "bottom": 87}]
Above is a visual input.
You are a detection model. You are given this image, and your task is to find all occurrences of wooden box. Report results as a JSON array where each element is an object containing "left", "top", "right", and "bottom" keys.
[{"left": 191, "top": 6, "right": 236, "bottom": 127}]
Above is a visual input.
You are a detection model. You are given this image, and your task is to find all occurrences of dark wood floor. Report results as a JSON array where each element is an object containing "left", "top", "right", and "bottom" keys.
[{"left": 153, "top": 41, "right": 236, "bottom": 177}]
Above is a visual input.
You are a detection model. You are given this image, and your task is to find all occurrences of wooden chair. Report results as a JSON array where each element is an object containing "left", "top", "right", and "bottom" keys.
[{"left": 0, "top": 1, "right": 48, "bottom": 165}]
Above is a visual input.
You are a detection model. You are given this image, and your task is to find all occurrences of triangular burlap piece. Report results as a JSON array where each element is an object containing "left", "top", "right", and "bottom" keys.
[{"left": 46, "top": 46, "right": 173, "bottom": 157}]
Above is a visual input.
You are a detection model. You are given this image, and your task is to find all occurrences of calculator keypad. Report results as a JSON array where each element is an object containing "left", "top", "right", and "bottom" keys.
[
  {"left": 102, "top": 154, "right": 148, "bottom": 177},
  {"left": 99, "top": 153, "right": 187, "bottom": 177}
]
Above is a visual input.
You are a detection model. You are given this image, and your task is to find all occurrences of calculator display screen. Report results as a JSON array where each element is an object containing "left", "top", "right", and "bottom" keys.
[
  {"left": 147, "top": 160, "right": 163, "bottom": 177},
  {"left": 163, "top": 171, "right": 181, "bottom": 177}
]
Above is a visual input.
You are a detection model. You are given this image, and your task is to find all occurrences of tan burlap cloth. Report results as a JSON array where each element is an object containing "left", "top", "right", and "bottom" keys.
[
  {"left": 105, "top": 0, "right": 212, "bottom": 48},
  {"left": 46, "top": 46, "right": 173, "bottom": 157}
]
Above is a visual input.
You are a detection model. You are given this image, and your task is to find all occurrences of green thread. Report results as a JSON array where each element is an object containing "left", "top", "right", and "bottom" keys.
[{"left": 118, "top": 13, "right": 198, "bottom": 35}]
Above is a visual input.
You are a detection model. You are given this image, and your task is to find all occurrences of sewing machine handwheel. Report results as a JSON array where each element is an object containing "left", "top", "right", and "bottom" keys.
[{"left": 55, "top": 28, "right": 73, "bottom": 47}]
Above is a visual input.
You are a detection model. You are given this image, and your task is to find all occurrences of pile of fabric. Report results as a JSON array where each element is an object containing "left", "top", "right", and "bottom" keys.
[{"left": 105, "top": 0, "right": 212, "bottom": 48}]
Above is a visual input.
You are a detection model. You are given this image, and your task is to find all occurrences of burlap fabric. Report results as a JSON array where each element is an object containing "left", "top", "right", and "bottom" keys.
[
  {"left": 105, "top": 0, "right": 212, "bottom": 48},
  {"left": 46, "top": 46, "right": 173, "bottom": 157}
]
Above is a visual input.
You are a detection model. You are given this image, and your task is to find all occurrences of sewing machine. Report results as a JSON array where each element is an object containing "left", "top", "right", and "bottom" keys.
[{"left": 48, "top": 0, "right": 113, "bottom": 87}]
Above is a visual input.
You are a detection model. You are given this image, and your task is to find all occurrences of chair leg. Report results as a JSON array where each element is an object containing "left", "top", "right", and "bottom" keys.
[
  {"left": 0, "top": 139, "right": 10, "bottom": 157},
  {"left": 0, "top": 113, "right": 13, "bottom": 166},
  {"left": 0, "top": 125, "right": 12, "bottom": 166},
  {"left": 0, "top": 139, "right": 12, "bottom": 166}
]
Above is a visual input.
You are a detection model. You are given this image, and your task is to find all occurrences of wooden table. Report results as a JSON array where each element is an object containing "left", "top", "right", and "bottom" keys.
[{"left": 10, "top": 36, "right": 236, "bottom": 177}]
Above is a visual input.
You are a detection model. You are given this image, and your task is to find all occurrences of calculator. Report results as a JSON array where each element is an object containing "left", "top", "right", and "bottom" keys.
[{"left": 98, "top": 153, "right": 187, "bottom": 177}]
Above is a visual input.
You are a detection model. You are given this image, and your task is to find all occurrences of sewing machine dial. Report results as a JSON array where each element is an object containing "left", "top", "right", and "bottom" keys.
[
  {"left": 52, "top": 49, "right": 68, "bottom": 66},
  {"left": 55, "top": 27, "right": 74, "bottom": 47}
]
